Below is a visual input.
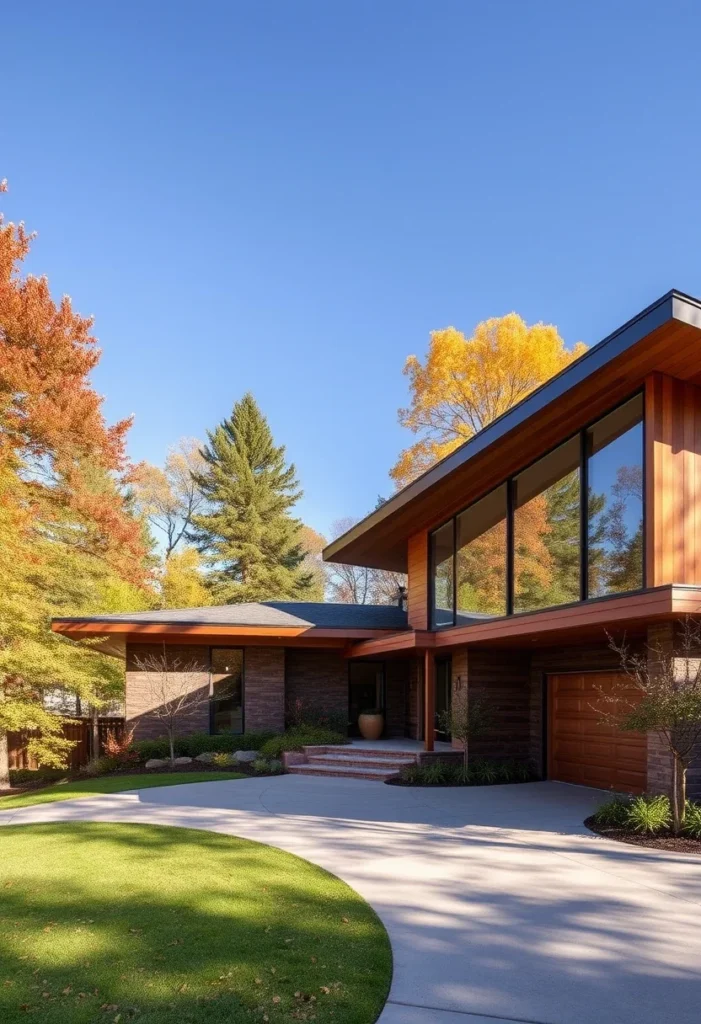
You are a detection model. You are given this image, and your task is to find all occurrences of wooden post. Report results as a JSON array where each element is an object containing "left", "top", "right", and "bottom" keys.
[{"left": 424, "top": 649, "right": 435, "bottom": 752}]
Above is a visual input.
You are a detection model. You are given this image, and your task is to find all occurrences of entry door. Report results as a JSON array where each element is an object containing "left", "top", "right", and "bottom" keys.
[
  {"left": 435, "top": 657, "right": 452, "bottom": 740},
  {"left": 548, "top": 672, "right": 646, "bottom": 793}
]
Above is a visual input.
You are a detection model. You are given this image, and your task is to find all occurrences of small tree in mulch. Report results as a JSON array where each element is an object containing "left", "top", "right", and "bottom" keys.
[
  {"left": 603, "top": 619, "right": 701, "bottom": 835},
  {"left": 438, "top": 688, "right": 494, "bottom": 769},
  {"left": 132, "top": 646, "right": 221, "bottom": 764}
]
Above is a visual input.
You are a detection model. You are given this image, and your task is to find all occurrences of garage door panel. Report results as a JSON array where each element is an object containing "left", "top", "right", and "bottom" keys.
[{"left": 549, "top": 672, "right": 646, "bottom": 794}]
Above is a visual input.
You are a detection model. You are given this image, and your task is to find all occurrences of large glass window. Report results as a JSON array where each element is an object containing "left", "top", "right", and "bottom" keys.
[
  {"left": 513, "top": 437, "right": 581, "bottom": 613},
  {"left": 431, "top": 521, "right": 455, "bottom": 628},
  {"left": 210, "top": 648, "right": 243, "bottom": 734},
  {"left": 456, "top": 484, "right": 507, "bottom": 621},
  {"left": 427, "top": 394, "right": 645, "bottom": 626},
  {"left": 587, "top": 394, "right": 643, "bottom": 597}
]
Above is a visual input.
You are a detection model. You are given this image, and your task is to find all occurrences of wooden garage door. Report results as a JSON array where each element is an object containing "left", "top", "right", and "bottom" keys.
[{"left": 548, "top": 673, "right": 646, "bottom": 793}]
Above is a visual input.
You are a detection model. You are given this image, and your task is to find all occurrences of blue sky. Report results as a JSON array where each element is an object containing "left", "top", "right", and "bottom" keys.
[{"left": 4, "top": 1, "right": 701, "bottom": 540}]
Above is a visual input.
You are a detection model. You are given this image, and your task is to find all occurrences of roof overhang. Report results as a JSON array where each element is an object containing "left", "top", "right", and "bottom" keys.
[
  {"left": 51, "top": 618, "right": 397, "bottom": 655},
  {"left": 346, "top": 585, "right": 701, "bottom": 657},
  {"left": 325, "top": 290, "right": 701, "bottom": 572}
]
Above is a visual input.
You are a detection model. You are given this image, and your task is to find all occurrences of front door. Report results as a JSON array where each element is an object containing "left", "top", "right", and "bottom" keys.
[
  {"left": 435, "top": 656, "right": 452, "bottom": 740},
  {"left": 348, "top": 662, "right": 385, "bottom": 737}
]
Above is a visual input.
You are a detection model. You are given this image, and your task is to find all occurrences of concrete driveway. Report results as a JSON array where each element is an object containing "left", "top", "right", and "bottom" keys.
[{"left": 2, "top": 776, "right": 700, "bottom": 1024}]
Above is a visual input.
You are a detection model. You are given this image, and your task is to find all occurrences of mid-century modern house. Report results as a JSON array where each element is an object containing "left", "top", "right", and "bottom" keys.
[{"left": 53, "top": 290, "right": 701, "bottom": 797}]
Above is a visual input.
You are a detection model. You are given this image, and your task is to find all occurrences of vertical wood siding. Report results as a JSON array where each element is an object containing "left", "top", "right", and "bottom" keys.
[
  {"left": 407, "top": 530, "right": 429, "bottom": 629},
  {"left": 646, "top": 373, "right": 701, "bottom": 586}
]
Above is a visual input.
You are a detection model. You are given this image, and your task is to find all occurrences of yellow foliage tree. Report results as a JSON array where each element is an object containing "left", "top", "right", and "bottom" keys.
[
  {"left": 391, "top": 314, "right": 587, "bottom": 488},
  {"left": 160, "top": 548, "right": 211, "bottom": 609}
]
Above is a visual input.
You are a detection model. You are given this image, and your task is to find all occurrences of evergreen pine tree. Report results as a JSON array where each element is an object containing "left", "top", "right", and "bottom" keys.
[{"left": 190, "top": 394, "right": 314, "bottom": 602}]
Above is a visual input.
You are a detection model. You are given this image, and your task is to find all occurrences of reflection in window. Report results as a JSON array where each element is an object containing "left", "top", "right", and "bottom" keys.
[
  {"left": 513, "top": 437, "right": 581, "bottom": 613},
  {"left": 456, "top": 485, "right": 507, "bottom": 621},
  {"left": 587, "top": 394, "right": 643, "bottom": 597},
  {"left": 210, "top": 648, "right": 243, "bottom": 734},
  {"left": 431, "top": 521, "right": 454, "bottom": 628}
]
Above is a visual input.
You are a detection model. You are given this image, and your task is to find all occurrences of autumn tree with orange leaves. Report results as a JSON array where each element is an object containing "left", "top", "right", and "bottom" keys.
[{"left": 0, "top": 182, "right": 153, "bottom": 784}]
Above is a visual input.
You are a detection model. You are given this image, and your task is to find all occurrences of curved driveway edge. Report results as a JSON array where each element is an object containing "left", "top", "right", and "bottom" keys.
[{"left": 2, "top": 777, "right": 701, "bottom": 1024}]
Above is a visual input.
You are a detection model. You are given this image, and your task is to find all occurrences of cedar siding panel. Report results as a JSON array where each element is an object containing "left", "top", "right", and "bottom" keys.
[
  {"left": 646, "top": 373, "right": 701, "bottom": 586},
  {"left": 407, "top": 531, "right": 429, "bottom": 629}
]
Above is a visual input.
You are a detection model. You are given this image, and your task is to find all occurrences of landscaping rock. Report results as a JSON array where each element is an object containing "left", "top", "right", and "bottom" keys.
[
  {"left": 145, "top": 758, "right": 167, "bottom": 769},
  {"left": 234, "top": 750, "right": 258, "bottom": 763},
  {"left": 172, "top": 756, "right": 193, "bottom": 765},
  {"left": 194, "top": 752, "right": 216, "bottom": 763}
]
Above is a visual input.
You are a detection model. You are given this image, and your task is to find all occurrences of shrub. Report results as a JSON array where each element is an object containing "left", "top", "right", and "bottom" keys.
[
  {"left": 9, "top": 767, "right": 67, "bottom": 787},
  {"left": 260, "top": 726, "right": 346, "bottom": 759},
  {"left": 104, "top": 726, "right": 135, "bottom": 759},
  {"left": 79, "top": 756, "right": 119, "bottom": 777},
  {"left": 682, "top": 801, "right": 701, "bottom": 839},
  {"left": 285, "top": 698, "right": 348, "bottom": 736},
  {"left": 592, "top": 797, "right": 631, "bottom": 828},
  {"left": 399, "top": 763, "right": 421, "bottom": 784},
  {"left": 252, "top": 757, "right": 270, "bottom": 774},
  {"left": 211, "top": 752, "right": 236, "bottom": 768},
  {"left": 452, "top": 764, "right": 473, "bottom": 785},
  {"left": 626, "top": 794, "right": 671, "bottom": 834},
  {"left": 421, "top": 761, "right": 450, "bottom": 785},
  {"left": 471, "top": 759, "right": 499, "bottom": 785},
  {"left": 131, "top": 731, "right": 274, "bottom": 762},
  {"left": 267, "top": 759, "right": 283, "bottom": 775}
]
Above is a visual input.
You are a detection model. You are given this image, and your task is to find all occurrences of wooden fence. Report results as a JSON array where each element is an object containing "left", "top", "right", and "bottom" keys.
[{"left": 8, "top": 717, "right": 126, "bottom": 772}]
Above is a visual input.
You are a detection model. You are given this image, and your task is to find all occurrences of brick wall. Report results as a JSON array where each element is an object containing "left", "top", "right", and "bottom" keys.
[
  {"left": 385, "top": 660, "right": 410, "bottom": 737},
  {"left": 645, "top": 622, "right": 701, "bottom": 800},
  {"left": 125, "top": 643, "right": 210, "bottom": 740},
  {"left": 462, "top": 647, "right": 531, "bottom": 762},
  {"left": 126, "top": 642, "right": 287, "bottom": 740},
  {"left": 408, "top": 657, "right": 422, "bottom": 739},
  {"left": 284, "top": 648, "right": 347, "bottom": 725},
  {"left": 245, "top": 647, "right": 285, "bottom": 733}
]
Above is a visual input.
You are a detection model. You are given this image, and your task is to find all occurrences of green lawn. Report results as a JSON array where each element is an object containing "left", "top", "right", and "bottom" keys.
[
  {"left": 0, "top": 823, "right": 391, "bottom": 1024},
  {"left": 0, "top": 772, "right": 246, "bottom": 810}
]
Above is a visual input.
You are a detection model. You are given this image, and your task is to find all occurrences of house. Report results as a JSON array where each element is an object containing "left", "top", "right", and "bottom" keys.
[{"left": 53, "top": 289, "right": 701, "bottom": 797}]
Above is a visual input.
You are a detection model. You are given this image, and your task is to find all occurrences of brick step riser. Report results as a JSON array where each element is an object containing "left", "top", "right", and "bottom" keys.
[
  {"left": 303, "top": 745, "right": 420, "bottom": 761},
  {"left": 288, "top": 766, "right": 397, "bottom": 781},
  {"left": 308, "top": 756, "right": 414, "bottom": 770}
]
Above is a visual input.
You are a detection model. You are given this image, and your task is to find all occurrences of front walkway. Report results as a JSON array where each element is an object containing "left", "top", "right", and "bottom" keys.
[{"left": 2, "top": 777, "right": 701, "bottom": 1024}]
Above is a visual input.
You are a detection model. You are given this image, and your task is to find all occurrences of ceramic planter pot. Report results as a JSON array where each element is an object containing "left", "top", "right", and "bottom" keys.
[{"left": 358, "top": 711, "right": 384, "bottom": 741}]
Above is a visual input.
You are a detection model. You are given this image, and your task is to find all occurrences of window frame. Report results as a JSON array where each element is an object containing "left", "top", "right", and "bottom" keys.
[
  {"left": 427, "top": 392, "right": 646, "bottom": 628},
  {"left": 208, "top": 646, "right": 245, "bottom": 735}
]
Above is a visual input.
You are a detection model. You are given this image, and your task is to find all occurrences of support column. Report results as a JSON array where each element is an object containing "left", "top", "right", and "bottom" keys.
[{"left": 423, "top": 648, "right": 435, "bottom": 752}]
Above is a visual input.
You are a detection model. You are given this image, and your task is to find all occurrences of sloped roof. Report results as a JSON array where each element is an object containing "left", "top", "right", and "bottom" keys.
[{"left": 54, "top": 601, "right": 408, "bottom": 631}]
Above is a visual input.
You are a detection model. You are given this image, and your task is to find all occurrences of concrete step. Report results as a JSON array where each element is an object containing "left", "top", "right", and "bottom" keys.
[
  {"left": 287, "top": 763, "right": 400, "bottom": 781},
  {"left": 308, "top": 753, "right": 415, "bottom": 770}
]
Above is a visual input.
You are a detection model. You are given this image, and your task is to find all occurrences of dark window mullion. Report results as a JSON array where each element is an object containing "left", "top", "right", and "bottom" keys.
[
  {"left": 506, "top": 477, "right": 515, "bottom": 616},
  {"left": 452, "top": 516, "right": 457, "bottom": 627},
  {"left": 580, "top": 428, "right": 588, "bottom": 602}
]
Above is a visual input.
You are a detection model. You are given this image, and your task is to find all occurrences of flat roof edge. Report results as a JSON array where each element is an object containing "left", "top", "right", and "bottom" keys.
[{"left": 324, "top": 289, "right": 698, "bottom": 564}]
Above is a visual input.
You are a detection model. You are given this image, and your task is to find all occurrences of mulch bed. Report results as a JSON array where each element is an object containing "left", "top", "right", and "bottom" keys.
[{"left": 584, "top": 815, "right": 701, "bottom": 854}]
